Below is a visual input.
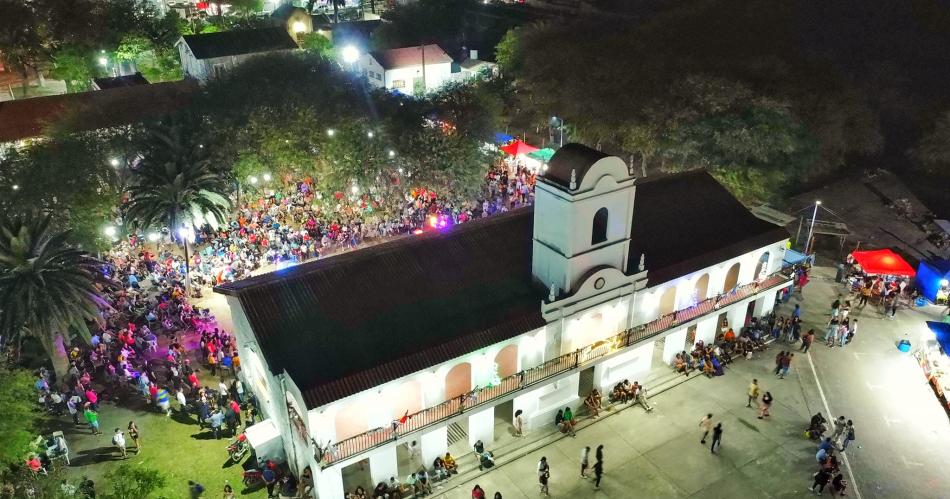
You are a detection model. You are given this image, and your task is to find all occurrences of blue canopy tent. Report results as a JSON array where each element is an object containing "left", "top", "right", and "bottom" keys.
[
  {"left": 783, "top": 249, "right": 812, "bottom": 267},
  {"left": 927, "top": 321, "right": 950, "bottom": 353},
  {"left": 918, "top": 259, "right": 950, "bottom": 304},
  {"left": 494, "top": 132, "right": 514, "bottom": 144}
]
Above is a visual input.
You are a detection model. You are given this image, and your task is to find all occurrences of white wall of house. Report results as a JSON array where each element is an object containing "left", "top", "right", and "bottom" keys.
[
  {"left": 358, "top": 54, "right": 453, "bottom": 94},
  {"left": 177, "top": 43, "right": 297, "bottom": 83}
]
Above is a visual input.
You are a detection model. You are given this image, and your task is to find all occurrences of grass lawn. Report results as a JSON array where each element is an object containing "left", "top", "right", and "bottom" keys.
[{"left": 42, "top": 391, "right": 268, "bottom": 498}]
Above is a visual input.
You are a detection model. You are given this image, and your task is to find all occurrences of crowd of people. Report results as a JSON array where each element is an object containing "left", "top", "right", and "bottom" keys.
[{"left": 181, "top": 159, "right": 538, "bottom": 290}]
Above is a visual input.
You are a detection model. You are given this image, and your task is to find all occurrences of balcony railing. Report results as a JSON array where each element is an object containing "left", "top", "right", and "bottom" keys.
[{"left": 319, "top": 271, "right": 792, "bottom": 467}]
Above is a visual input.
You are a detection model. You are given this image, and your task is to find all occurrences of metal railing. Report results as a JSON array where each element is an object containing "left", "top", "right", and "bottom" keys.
[{"left": 320, "top": 271, "right": 792, "bottom": 467}]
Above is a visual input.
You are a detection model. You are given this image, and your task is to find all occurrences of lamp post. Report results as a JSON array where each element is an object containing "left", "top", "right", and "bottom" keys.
[
  {"left": 341, "top": 45, "right": 360, "bottom": 72},
  {"left": 178, "top": 226, "right": 196, "bottom": 295},
  {"left": 551, "top": 116, "right": 564, "bottom": 147},
  {"left": 805, "top": 200, "right": 821, "bottom": 255}
]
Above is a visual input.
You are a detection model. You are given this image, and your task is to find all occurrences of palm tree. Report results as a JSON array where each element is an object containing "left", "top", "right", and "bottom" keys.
[
  {"left": 0, "top": 213, "right": 112, "bottom": 379},
  {"left": 124, "top": 117, "right": 232, "bottom": 236}
]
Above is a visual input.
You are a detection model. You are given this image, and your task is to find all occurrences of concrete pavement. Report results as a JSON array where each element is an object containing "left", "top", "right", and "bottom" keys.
[{"left": 426, "top": 266, "right": 950, "bottom": 498}]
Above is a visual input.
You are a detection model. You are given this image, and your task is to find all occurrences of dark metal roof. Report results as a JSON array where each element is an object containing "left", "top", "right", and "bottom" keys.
[
  {"left": 216, "top": 209, "right": 547, "bottom": 409},
  {"left": 218, "top": 169, "right": 788, "bottom": 408},
  {"left": 92, "top": 73, "right": 149, "bottom": 90},
  {"left": 0, "top": 80, "right": 198, "bottom": 142},
  {"left": 181, "top": 27, "right": 298, "bottom": 60},
  {"left": 627, "top": 170, "right": 790, "bottom": 286},
  {"left": 541, "top": 143, "right": 608, "bottom": 191},
  {"left": 369, "top": 44, "right": 454, "bottom": 70}
]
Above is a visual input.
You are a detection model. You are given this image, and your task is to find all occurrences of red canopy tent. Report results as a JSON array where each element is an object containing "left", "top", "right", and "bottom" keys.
[
  {"left": 850, "top": 249, "right": 916, "bottom": 277},
  {"left": 500, "top": 140, "right": 539, "bottom": 156}
]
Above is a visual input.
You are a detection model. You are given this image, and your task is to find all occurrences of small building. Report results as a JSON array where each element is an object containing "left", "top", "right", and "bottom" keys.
[
  {"left": 91, "top": 73, "right": 150, "bottom": 91},
  {"left": 359, "top": 44, "right": 454, "bottom": 95},
  {"left": 176, "top": 27, "right": 299, "bottom": 83}
]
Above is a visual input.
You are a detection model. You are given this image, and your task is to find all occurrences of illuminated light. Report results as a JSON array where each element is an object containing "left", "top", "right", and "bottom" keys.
[
  {"left": 292, "top": 21, "right": 307, "bottom": 34},
  {"left": 262, "top": 173, "right": 272, "bottom": 182},
  {"left": 429, "top": 216, "right": 438, "bottom": 228},
  {"left": 941, "top": 279, "right": 950, "bottom": 287},
  {"left": 351, "top": 185, "right": 359, "bottom": 194},
  {"left": 316, "top": 192, "right": 322, "bottom": 200},
  {"left": 177, "top": 226, "right": 195, "bottom": 243},
  {"left": 199, "top": 144, "right": 204, "bottom": 148},
  {"left": 327, "top": 129, "right": 335, "bottom": 137},
  {"left": 542, "top": 164, "right": 548, "bottom": 171},
  {"left": 816, "top": 200, "right": 822, "bottom": 205},
  {"left": 341, "top": 45, "right": 360, "bottom": 64},
  {"left": 103, "top": 226, "right": 117, "bottom": 237},
  {"left": 397, "top": 167, "right": 404, "bottom": 174},
  {"left": 388, "top": 150, "right": 395, "bottom": 158},
  {"left": 367, "top": 131, "right": 374, "bottom": 138},
  {"left": 147, "top": 232, "right": 160, "bottom": 242},
  {"left": 249, "top": 176, "right": 259, "bottom": 184},
  {"left": 98, "top": 57, "right": 108, "bottom": 66},
  {"left": 109, "top": 158, "right": 120, "bottom": 167},
  {"left": 412, "top": 229, "right": 424, "bottom": 235},
  {"left": 11, "top": 184, "right": 19, "bottom": 191}
]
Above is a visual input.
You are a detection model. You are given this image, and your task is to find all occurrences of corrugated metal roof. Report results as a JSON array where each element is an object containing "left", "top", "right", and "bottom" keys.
[{"left": 218, "top": 209, "right": 547, "bottom": 408}]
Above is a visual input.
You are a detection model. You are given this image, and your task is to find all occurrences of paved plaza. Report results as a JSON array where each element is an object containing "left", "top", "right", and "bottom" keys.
[{"left": 422, "top": 267, "right": 950, "bottom": 499}]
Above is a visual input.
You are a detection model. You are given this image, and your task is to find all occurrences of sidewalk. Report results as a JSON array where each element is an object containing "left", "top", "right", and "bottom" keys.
[{"left": 428, "top": 339, "right": 820, "bottom": 498}]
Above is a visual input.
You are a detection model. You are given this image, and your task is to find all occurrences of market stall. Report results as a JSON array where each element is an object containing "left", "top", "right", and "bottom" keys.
[
  {"left": 846, "top": 249, "right": 916, "bottom": 299},
  {"left": 917, "top": 321, "right": 950, "bottom": 417},
  {"left": 917, "top": 258, "right": 950, "bottom": 305}
]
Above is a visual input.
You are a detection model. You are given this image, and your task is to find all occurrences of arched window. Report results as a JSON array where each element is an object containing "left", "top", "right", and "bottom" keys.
[{"left": 591, "top": 208, "right": 608, "bottom": 244}]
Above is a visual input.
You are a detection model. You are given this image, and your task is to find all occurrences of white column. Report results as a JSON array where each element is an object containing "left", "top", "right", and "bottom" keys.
[
  {"left": 366, "top": 393, "right": 394, "bottom": 430},
  {"left": 662, "top": 328, "right": 687, "bottom": 363},
  {"left": 513, "top": 390, "right": 540, "bottom": 431},
  {"left": 368, "top": 445, "right": 398, "bottom": 486},
  {"left": 593, "top": 343, "right": 651, "bottom": 392},
  {"left": 420, "top": 371, "right": 445, "bottom": 407},
  {"left": 420, "top": 426, "right": 447, "bottom": 467},
  {"left": 315, "top": 465, "right": 344, "bottom": 499},
  {"left": 753, "top": 291, "right": 776, "bottom": 318},
  {"left": 695, "top": 316, "right": 717, "bottom": 346},
  {"left": 468, "top": 406, "right": 495, "bottom": 448},
  {"left": 726, "top": 301, "right": 749, "bottom": 330}
]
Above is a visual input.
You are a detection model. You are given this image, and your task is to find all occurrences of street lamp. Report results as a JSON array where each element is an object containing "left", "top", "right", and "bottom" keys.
[
  {"left": 388, "top": 150, "right": 396, "bottom": 158},
  {"left": 351, "top": 185, "right": 359, "bottom": 195},
  {"left": 551, "top": 116, "right": 565, "bottom": 147},
  {"left": 103, "top": 226, "right": 117, "bottom": 238},
  {"left": 249, "top": 176, "right": 259, "bottom": 185},
  {"left": 367, "top": 131, "right": 374, "bottom": 138},
  {"left": 341, "top": 45, "right": 360, "bottom": 65},
  {"left": 262, "top": 173, "right": 272, "bottom": 182},
  {"left": 805, "top": 200, "right": 821, "bottom": 255},
  {"left": 109, "top": 158, "right": 120, "bottom": 167},
  {"left": 327, "top": 129, "right": 336, "bottom": 137},
  {"left": 147, "top": 232, "right": 160, "bottom": 242},
  {"left": 11, "top": 184, "right": 18, "bottom": 191}
]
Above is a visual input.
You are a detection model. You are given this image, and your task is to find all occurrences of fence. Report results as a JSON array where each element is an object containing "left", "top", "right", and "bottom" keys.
[{"left": 321, "top": 271, "right": 792, "bottom": 467}]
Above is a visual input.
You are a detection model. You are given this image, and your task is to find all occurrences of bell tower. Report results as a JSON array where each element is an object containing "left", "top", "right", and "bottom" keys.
[{"left": 532, "top": 143, "right": 637, "bottom": 299}]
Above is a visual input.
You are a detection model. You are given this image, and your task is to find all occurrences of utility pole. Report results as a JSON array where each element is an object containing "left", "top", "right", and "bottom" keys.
[
  {"left": 805, "top": 200, "right": 821, "bottom": 255},
  {"left": 420, "top": 43, "right": 426, "bottom": 95}
]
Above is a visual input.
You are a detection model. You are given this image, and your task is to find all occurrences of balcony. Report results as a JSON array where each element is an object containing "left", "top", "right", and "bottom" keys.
[{"left": 318, "top": 270, "right": 792, "bottom": 467}]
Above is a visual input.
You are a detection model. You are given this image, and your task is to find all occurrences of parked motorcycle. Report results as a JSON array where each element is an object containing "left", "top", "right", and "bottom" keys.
[{"left": 227, "top": 433, "right": 249, "bottom": 462}]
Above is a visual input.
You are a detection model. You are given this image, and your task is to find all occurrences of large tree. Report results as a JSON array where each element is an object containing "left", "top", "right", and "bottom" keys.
[
  {"left": 0, "top": 364, "right": 42, "bottom": 471},
  {"left": 0, "top": 214, "right": 111, "bottom": 379},
  {"left": 124, "top": 115, "right": 232, "bottom": 235}
]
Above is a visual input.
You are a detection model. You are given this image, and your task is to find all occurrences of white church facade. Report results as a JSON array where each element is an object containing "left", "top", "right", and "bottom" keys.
[{"left": 215, "top": 143, "right": 793, "bottom": 498}]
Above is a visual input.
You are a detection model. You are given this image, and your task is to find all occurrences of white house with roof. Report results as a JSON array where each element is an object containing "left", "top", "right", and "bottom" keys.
[
  {"left": 176, "top": 27, "right": 299, "bottom": 83},
  {"left": 215, "top": 143, "right": 793, "bottom": 498},
  {"left": 358, "top": 44, "right": 454, "bottom": 94}
]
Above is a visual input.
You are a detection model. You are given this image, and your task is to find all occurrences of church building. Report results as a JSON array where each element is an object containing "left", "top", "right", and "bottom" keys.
[{"left": 215, "top": 143, "right": 793, "bottom": 498}]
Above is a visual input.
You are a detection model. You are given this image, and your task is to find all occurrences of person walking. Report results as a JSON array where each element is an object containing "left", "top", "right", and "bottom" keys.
[
  {"left": 67, "top": 394, "right": 82, "bottom": 427},
  {"left": 831, "top": 416, "right": 847, "bottom": 441},
  {"left": 800, "top": 330, "right": 814, "bottom": 353},
  {"left": 779, "top": 353, "right": 793, "bottom": 379},
  {"left": 810, "top": 468, "right": 832, "bottom": 495},
  {"left": 127, "top": 421, "right": 141, "bottom": 454},
  {"left": 840, "top": 421, "right": 855, "bottom": 451},
  {"left": 580, "top": 446, "right": 590, "bottom": 478},
  {"left": 592, "top": 458, "right": 604, "bottom": 489},
  {"left": 758, "top": 392, "right": 773, "bottom": 419},
  {"left": 746, "top": 379, "right": 760, "bottom": 408},
  {"left": 710, "top": 423, "right": 723, "bottom": 454},
  {"left": 514, "top": 409, "right": 525, "bottom": 437},
  {"left": 537, "top": 457, "right": 550, "bottom": 496},
  {"left": 699, "top": 413, "right": 713, "bottom": 444},
  {"left": 112, "top": 428, "right": 127, "bottom": 459},
  {"left": 773, "top": 351, "right": 785, "bottom": 375},
  {"left": 208, "top": 409, "right": 225, "bottom": 440},
  {"left": 84, "top": 404, "right": 101, "bottom": 435}
]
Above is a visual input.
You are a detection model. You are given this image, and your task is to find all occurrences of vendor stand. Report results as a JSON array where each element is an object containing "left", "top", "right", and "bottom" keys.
[
  {"left": 917, "top": 321, "right": 950, "bottom": 418},
  {"left": 845, "top": 249, "right": 916, "bottom": 301},
  {"left": 917, "top": 259, "right": 950, "bottom": 305}
]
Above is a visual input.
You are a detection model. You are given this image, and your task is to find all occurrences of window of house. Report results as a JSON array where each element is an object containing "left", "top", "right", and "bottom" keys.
[
  {"left": 592, "top": 207, "right": 608, "bottom": 245},
  {"left": 393, "top": 79, "right": 405, "bottom": 88},
  {"left": 212, "top": 63, "right": 227, "bottom": 79}
]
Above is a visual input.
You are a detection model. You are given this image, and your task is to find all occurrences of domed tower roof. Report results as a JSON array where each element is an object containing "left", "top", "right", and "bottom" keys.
[{"left": 540, "top": 143, "right": 609, "bottom": 191}]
